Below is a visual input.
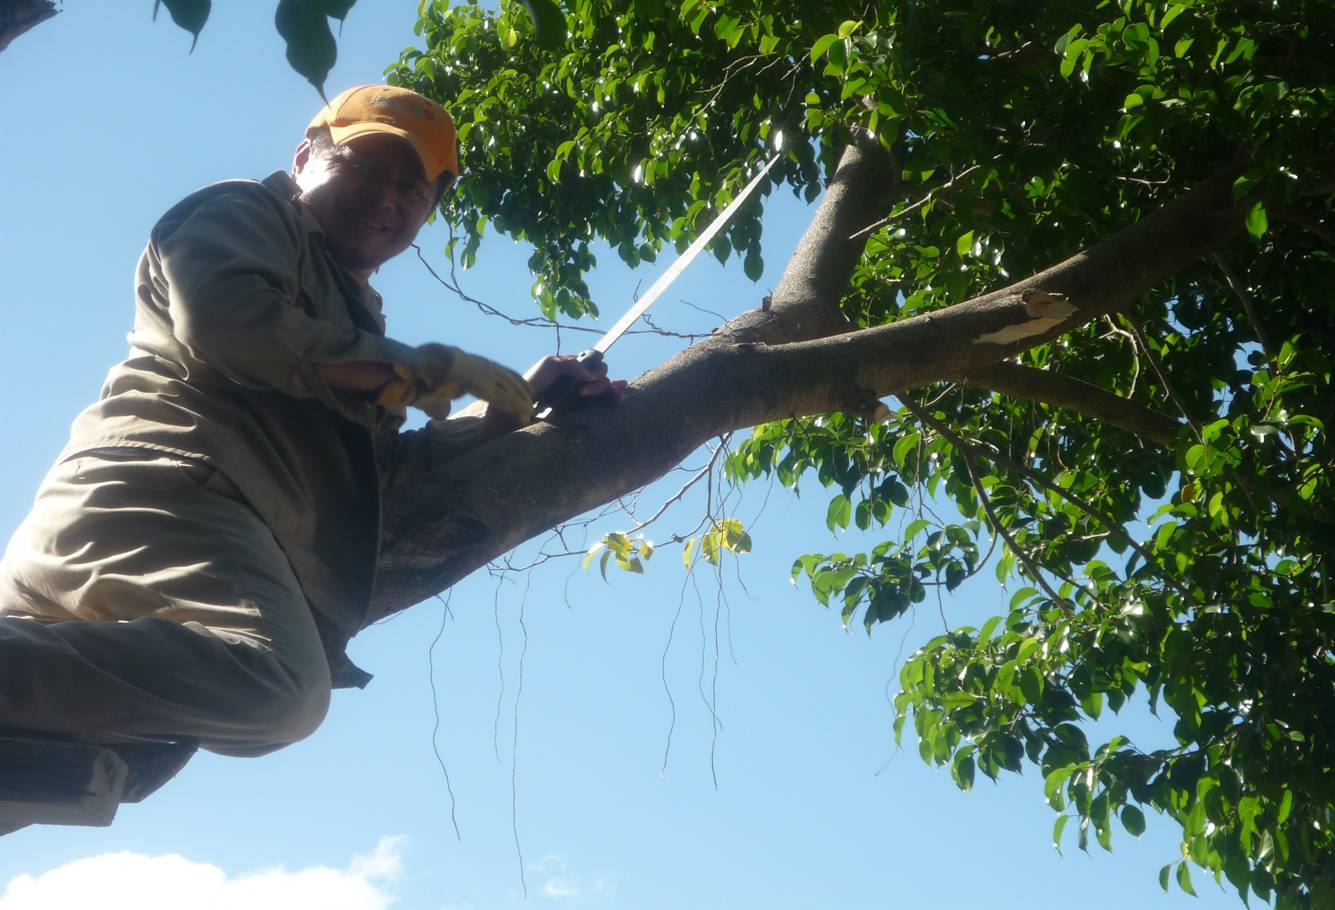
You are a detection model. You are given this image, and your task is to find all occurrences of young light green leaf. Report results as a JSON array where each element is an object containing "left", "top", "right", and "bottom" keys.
[{"left": 582, "top": 541, "right": 605, "bottom": 571}]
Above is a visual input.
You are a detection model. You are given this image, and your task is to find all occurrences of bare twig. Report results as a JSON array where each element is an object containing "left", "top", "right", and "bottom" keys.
[
  {"left": 953, "top": 428, "right": 1199, "bottom": 606},
  {"left": 1214, "top": 253, "right": 1277, "bottom": 359},
  {"left": 902, "top": 400, "right": 1069, "bottom": 606},
  {"left": 1120, "top": 316, "right": 1204, "bottom": 440},
  {"left": 849, "top": 163, "right": 985, "bottom": 240}
]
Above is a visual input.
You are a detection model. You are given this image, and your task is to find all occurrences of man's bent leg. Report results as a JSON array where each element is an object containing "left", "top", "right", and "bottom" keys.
[{"left": 0, "top": 452, "right": 331, "bottom": 755}]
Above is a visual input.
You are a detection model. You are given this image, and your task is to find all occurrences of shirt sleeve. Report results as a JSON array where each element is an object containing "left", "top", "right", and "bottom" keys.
[{"left": 152, "top": 183, "right": 419, "bottom": 410}]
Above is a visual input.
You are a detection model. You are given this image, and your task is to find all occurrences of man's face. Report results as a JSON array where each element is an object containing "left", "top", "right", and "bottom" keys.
[{"left": 292, "top": 132, "right": 438, "bottom": 278}]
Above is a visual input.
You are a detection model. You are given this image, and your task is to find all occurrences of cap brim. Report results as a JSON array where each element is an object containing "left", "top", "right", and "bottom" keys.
[{"left": 327, "top": 122, "right": 451, "bottom": 183}]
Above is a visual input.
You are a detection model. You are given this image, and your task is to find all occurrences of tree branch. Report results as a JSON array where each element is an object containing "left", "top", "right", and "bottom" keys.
[
  {"left": 1273, "top": 205, "right": 1335, "bottom": 250},
  {"left": 961, "top": 362, "right": 1181, "bottom": 446},
  {"left": 722, "top": 138, "right": 900, "bottom": 345},
  {"left": 370, "top": 158, "right": 1245, "bottom": 620}
]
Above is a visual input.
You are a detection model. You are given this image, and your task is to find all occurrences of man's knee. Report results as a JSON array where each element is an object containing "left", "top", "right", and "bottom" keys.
[
  {"left": 219, "top": 644, "right": 332, "bottom": 749},
  {"left": 256, "top": 655, "right": 332, "bottom": 745}
]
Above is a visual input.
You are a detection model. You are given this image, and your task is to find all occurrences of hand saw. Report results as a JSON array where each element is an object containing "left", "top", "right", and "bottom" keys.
[{"left": 534, "top": 154, "right": 780, "bottom": 415}]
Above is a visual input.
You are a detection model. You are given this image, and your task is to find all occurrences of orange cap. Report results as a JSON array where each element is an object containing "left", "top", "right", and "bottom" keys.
[{"left": 308, "top": 85, "right": 459, "bottom": 184}]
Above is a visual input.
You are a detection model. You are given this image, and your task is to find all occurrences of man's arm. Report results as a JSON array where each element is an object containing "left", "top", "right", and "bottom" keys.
[
  {"left": 155, "top": 185, "right": 424, "bottom": 411},
  {"left": 316, "top": 361, "right": 396, "bottom": 393},
  {"left": 323, "top": 353, "right": 624, "bottom": 431}
]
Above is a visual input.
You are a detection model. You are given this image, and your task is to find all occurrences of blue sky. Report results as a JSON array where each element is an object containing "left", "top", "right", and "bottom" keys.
[{"left": 1, "top": 4, "right": 1236, "bottom": 909}]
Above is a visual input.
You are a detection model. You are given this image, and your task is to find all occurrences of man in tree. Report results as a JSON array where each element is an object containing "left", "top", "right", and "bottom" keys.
[{"left": 0, "top": 84, "right": 620, "bottom": 757}]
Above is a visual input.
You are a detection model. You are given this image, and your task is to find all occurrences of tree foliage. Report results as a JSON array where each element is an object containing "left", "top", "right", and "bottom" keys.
[{"left": 391, "top": 0, "right": 1334, "bottom": 903}]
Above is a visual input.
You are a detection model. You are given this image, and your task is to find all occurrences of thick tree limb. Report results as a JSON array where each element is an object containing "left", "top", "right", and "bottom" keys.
[
  {"left": 961, "top": 362, "right": 1181, "bottom": 446},
  {"left": 370, "top": 155, "right": 1245, "bottom": 620}
]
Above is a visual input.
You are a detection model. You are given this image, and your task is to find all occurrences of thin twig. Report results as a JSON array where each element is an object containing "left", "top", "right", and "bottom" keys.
[
  {"left": 1120, "top": 316, "right": 1204, "bottom": 441},
  {"left": 849, "top": 164, "right": 985, "bottom": 240},
  {"left": 428, "top": 592, "right": 462, "bottom": 841},
  {"left": 1214, "top": 253, "right": 1277, "bottom": 359},
  {"left": 955, "top": 428, "right": 1199, "bottom": 607},
  {"left": 903, "top": 400, "right": 1068, "bottom": 606}
]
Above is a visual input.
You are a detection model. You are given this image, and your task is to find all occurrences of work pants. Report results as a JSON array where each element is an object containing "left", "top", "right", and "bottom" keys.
[{"left": 0, "top": 451, "right": 331, "bottom": 757}]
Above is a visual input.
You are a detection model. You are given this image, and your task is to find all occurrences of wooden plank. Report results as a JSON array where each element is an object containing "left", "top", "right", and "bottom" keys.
[{"left": 0, "top": 737, "right": 129, "bottom": 833}]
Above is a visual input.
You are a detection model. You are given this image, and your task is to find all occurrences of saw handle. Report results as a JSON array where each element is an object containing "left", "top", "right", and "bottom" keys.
[{"left": 533, "top": 349, "right": 606, "bottom": 415}]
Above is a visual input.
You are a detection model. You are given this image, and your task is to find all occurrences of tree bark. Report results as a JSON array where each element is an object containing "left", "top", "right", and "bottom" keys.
[
  {"left": 369, "top": 147, "right": 1245, "bottom": 620},
  {"left": 961, "top": 362, "right": 1181, "bottom": 446}
]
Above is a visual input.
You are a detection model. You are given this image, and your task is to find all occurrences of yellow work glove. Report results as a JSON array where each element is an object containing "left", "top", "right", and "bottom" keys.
[{"left": 376, "top": 343, "right": 534, "bottom": 425}]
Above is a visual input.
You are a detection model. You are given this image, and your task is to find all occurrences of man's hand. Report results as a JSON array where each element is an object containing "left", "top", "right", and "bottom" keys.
[
  {"left": 476, "top": 354, "right": 627, "bottom": 438},
  {"left": 376, "top": 343, "right": 534, "bottom": 424},
  {"left": 526, "top": 354, "right": 627, "bottom": 411}
]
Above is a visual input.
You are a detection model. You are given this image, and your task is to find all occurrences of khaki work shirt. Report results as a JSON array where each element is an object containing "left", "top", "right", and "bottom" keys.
[{"left": 60, "top": 172, "right": 485, "bottom": 687}]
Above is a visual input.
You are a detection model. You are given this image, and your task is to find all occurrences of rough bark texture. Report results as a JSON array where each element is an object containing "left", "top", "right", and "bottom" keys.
[{"left": 369, "top": 145, "right": 1245, "bottom": 621}]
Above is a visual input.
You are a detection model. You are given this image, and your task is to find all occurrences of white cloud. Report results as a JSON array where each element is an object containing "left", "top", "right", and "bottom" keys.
[
  {"left": 542, "top": 877, "right": 582, "bottom": 899},
  {"left": 529, "top": 853, "right": 570, "bottom": 874},
  {"left": 528, "top": 854, "right": 616, "bottom": 903},
  {"left": 0, "top": 836, "right": 406, "bottom": 910}
]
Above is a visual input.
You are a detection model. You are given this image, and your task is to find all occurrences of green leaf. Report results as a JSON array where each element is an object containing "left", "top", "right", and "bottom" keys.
[
  {"left": 517, "top": 0, "right": 568, "bottom": 49},
  {"left": 274, "top": 0, "right": 338, "bottom": 96},
  {"left": 1159, "top": 3, "right": 1186, "bottom": 30},
  {"left": 1121, "top": 805, "right": 1146, "bottom": 837},
  {"left": 155, "top": 0, "right": 212, "bottom": 52},
  {"left": 1045, "top": 767, "right": 1074, "bottom": 810},
  {"left": 1123, "top": 92, "right": 1144, "bottom": 111},
  {"left": 826, "top": 494, "right": 852, "bottom": 531},
  {"left": 809, "top": 33, "right": 840, "bottom": 62},
  {"left": 956, "top": 230, "right": 974, "bottom": 257},
  {"left": 1277, "top": 788, "right": 1294, "bottom": 824},
  {"left": 1176, "top": 862, "right": 1197, "bottom": 897},
  {"left": 581, "top": 541, "right": 604, "bottom": 570},
  {"left": 836, "top": 19, "right": 861, "bottom": 38},
  {"left": 952, "top": 752, "right": 976, "bottom": 790},
  {"left": 1052, "top": 814, "right": 1070, "bottom": 853},
  {"left": 743, "top": 249, "right": 764, "bottom": 282},
  {"left": 1246, "top": 201, "right": 1268, "bottom": 239}
]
